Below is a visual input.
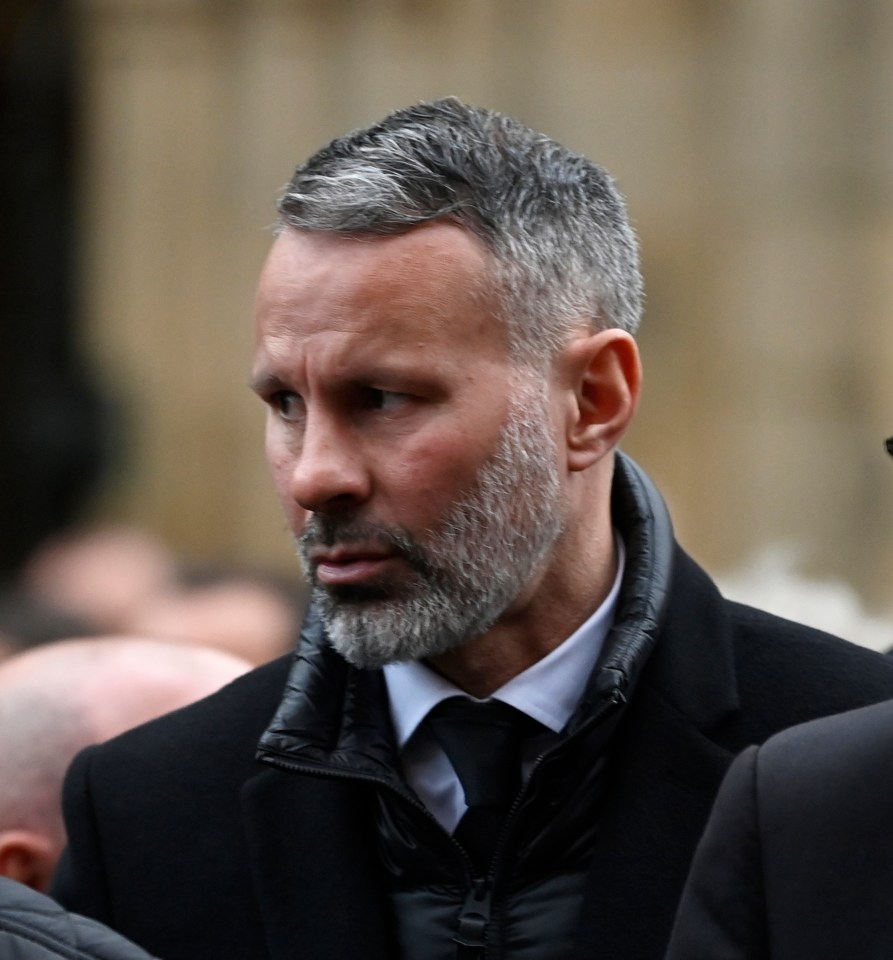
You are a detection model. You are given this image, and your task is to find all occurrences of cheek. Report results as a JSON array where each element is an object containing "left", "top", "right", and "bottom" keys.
[
  {"left": 264, "top": 436, "right": 301, "bottom": 517},
  {"left": 389, "top": 431, "right": 492, "bottom": 507},
  {"left": 265, "top": 434, "right": 288, "bottom": 487}
]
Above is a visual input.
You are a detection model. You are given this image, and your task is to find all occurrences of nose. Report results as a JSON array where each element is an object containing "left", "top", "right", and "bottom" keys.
[{"left": 286, "top": 412, "right": 370, "bottom": 513}]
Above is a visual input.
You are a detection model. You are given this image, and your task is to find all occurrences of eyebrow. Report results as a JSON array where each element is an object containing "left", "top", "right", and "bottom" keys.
[{"left": 249, "top": 371, "right": 286, "bottom": 396}]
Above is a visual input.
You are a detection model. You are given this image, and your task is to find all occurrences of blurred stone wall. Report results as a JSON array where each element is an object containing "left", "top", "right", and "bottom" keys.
[{"left": 72, "top": 0, "right": 893, "bottom": 613}]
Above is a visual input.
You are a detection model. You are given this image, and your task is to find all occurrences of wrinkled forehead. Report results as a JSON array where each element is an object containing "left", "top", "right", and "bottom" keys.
[
  {"left": 258, "top": 220, "right": 495, "bottom": 296},
  {"left": 252, "top": 223, "right": 508, "bottom": 357}
]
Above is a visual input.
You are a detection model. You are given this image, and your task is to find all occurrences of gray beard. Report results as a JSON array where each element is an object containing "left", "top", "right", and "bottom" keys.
[{"left": 297, "top": 381, "right": 564, "bottom": 669}]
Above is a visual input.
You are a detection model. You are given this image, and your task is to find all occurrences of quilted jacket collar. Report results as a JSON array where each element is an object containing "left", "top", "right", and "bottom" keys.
[{"left": 256, "top": 452, "right": 675, "bottom": 770}]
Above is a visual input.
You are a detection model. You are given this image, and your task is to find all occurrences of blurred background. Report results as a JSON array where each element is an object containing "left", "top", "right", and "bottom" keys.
[{"left": 4, "top": 0, "right": 893, "bottom": 650}]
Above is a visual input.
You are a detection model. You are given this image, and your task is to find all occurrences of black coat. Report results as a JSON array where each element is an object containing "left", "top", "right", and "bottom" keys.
[
  {"left": 0, "top": 878, "right": 157, "bottom": 959},
  {"left": 666, "top": 697, "right": 893, "bottom": 960},
  {"left": 52, "top": 457, "right": 893, "bottom": 960}
]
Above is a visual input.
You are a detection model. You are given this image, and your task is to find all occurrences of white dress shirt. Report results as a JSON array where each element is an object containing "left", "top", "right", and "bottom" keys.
[{"left": 382, "top": 536, "right": 625, "bottom": 832}]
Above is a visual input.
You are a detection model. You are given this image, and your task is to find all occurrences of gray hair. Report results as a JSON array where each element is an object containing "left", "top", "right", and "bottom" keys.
[{"left": 275, "top": 97, "right": 643, "bottom": 364}]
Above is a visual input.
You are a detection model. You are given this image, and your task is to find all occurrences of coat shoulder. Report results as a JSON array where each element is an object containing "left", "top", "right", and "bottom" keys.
[
  {"left": 727, "top": 600, "right": 893, "bottom": 726},
  {"left": 759, "top": 696, "right": 893, "bottom": 792},
  {"left": 78, "top": 654, "right": 293, "bottom": 787},
  {"left": 651, "top": 547, "right": 893, "bottom": 740}
]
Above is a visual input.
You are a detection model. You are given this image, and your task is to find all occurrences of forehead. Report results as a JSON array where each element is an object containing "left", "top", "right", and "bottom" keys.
[{"left": 253, "top": 223, "right": 507, "bottom": 372}]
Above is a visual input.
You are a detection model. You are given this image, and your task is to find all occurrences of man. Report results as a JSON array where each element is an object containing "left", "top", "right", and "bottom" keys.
[
  {"left": 664, "top": 698, "right": 893, "bottom": 960},
  {"left": 52, "top": 98, "right": 893, "bottom": 960},
  {"left": 664, "top": 437, "right": 893, "bottom": 960},
  {"left": 0, "top": 637, "right": 249, "bottom": 891}
]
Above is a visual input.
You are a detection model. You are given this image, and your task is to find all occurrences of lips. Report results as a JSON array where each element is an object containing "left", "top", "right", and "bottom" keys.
[{"left": 309, "top": 545, "right": 398, "bottom": 586}]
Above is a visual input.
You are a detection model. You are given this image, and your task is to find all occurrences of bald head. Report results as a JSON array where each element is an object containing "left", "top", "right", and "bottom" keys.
[{"left": 0, "top": 637, "right": 250, "bottom": 891}]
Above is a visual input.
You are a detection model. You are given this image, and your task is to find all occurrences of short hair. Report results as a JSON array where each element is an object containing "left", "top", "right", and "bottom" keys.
[{"left": 275, "top": 97, "right": 643, "bottom": 364}]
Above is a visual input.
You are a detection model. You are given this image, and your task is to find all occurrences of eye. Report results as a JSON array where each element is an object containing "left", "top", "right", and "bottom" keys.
[
  {"left": 270, "top": 390, "right": 304, "bottom": 422},
  {"left": 366, "top": 388, "right": 411, "bottom": 412}
]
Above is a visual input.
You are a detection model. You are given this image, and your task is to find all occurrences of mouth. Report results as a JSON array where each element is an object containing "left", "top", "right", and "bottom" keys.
[{"left": 309, "top": 545, "right": 400, "bottom": 587}]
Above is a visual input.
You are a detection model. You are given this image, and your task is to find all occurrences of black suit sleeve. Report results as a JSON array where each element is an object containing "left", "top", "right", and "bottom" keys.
[
  {"left": 52, "top": 744, "right": 115, "bottom": 923},
  {"left": 664, "top": 745, "right": 768, "bottom": 960}
]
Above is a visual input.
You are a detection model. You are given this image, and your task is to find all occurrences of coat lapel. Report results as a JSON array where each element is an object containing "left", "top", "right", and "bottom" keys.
[
  {"left": 241, "top": 766, "right": 393, "bottom": 960},
  {"left": 573, "top": 687, "right": 735, "bottom": 958},
  {"left": 573, "top": 546, "right": 742, "bottom": 959}
]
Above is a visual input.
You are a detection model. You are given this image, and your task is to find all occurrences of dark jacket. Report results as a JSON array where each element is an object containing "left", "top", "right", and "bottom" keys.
[
  {"left": 52, "top": 455, "right": 893, "bottom": 960},
  {"left": 258, "top": 606, "right": 624, "bottom": 960},
  {"left": 666, "top": 697, "right": 893, "bottom": 960},
  {"left": 0, "top": 878, "right": 157, "bottom": 960}
]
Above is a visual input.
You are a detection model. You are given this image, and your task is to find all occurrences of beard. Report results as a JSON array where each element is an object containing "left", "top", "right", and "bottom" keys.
[{"left": 296, "top": 380, "right": 565, "bottom": 669}]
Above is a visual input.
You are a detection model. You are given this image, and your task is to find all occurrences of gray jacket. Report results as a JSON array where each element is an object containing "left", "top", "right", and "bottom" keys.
[{"left": 0, "top": 878, "right": 158, "bottom": 960}]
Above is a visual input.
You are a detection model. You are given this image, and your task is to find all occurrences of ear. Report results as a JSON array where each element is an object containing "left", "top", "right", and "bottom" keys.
[
  {"left": 0, "top": 829, "right": 59, "bottom": 893},
  {"left": 561, "top": 329, "right": 641, "bottom": 472}
]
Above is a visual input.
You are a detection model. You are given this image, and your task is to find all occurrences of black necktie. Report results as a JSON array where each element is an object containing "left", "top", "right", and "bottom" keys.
[{"left": 428, "top": 697, "right": 544, "bottom": 873}]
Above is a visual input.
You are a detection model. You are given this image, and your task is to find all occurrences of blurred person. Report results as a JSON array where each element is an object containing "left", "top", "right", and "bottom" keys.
[
  {"left": 51, "top": 99, "right": 893, "bottom": 960},
  {"left": 0, "top": 583, "right": 96, "bottom": 662},
  {"left": 127, "top": 566, "right": 305, "bottom": 665},
  {"left": 20, "top": 525, "right": 175, "bottom": 633},
  {"left": 0, "top": 637, "right": 250, "bottom": 892},
  {"left": 665, "top": 436, "right": 893, "bottom": 960}
]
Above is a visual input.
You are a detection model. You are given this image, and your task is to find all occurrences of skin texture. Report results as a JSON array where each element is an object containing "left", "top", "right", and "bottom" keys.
[
  {"left": 252, "top": 222, "right": 642, "bottom": 696},
  {"left": 0, "top": 637, "right": 251, "bottom": 891}
]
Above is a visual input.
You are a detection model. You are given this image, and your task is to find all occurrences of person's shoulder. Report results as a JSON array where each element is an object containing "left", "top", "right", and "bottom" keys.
[
  {"left": 0, "top": 876, "right": 157, "bottom": 959},
  {"left": 723, "top": 600, "right": 893, "bottom": 726},
  {"left": 763, "top": 697, "right": 893, "bottom": 773},
  {"left": 731, "top": 698, "right": 893, "bottom": 856},
  {"left": 728, "top": 599, "right": 893, "bottom": 680},
  {"left": 82, "top": 653, "right": 293, "bottom": 770}
]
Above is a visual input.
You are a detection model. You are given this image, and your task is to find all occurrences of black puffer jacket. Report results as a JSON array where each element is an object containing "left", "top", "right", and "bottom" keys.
[
  {"left": 256, "top": 453, "right": 670, "bottom": 959},
  {"left": 0, "top": 879, "right": 158, "bottom": 960}
]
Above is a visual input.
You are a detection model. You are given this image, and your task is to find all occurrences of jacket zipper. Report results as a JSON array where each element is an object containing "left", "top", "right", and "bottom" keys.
[
  {"left": 477, "top": 687, "right": 625, "bottom": 958},
  {"left": 258, "top": 750, "right": 475, "bottom": 873},
  {"left": 259, "top": 684, "right": 624, "bottom": 960},
  {"left": 453, "top": 876, "right": 492, "bottom": 959}
]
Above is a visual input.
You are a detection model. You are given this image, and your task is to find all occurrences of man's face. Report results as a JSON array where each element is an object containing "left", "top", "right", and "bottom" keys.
[{"left": 252, "top": 224, "right": 566, "bottom": 667}]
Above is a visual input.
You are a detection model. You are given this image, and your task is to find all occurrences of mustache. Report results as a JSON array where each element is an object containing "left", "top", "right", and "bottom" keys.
[
  {"left": 298, "top": 516, "right": 414, "bottom": 555},
  {"left": 296, "top": 515, "right": 455, "bottom": 592}
]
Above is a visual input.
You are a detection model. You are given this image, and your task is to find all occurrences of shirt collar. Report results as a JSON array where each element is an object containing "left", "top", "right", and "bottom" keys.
[{"left": 383, "top": 534, "right": 626, "bottom": 747}]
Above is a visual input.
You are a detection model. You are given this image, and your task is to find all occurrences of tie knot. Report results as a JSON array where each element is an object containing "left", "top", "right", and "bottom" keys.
[{"left": 428, "top": 697, "right": 543, "bottom": 808}]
